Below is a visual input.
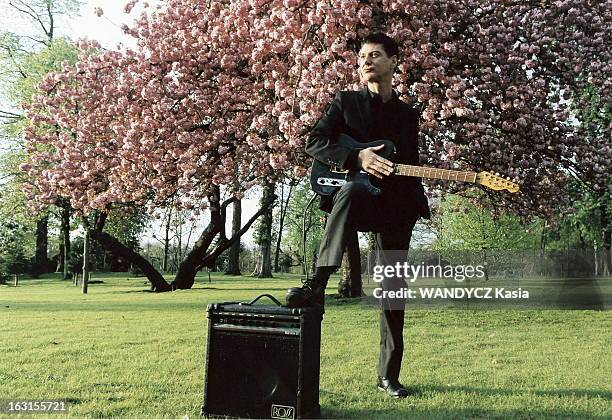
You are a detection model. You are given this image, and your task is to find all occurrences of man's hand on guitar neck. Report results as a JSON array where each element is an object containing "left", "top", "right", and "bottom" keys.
[{"left": 357, "top": 144, "right": 394, "bottom": 179}]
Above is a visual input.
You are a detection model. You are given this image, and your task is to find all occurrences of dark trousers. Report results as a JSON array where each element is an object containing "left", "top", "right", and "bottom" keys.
[{"left": 316, "top": 182, "right": 418, "bottom": 381}]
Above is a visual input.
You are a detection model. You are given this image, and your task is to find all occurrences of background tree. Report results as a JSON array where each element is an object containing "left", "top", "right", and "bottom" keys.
[
  {"left": 540, "top": 182, "right": 611, "bottom": 275},
  {"left": 568, "top": 80, "right": 612, "bottom": 275},
  {"left": 224, "top": 197, "right": 242, "bottom": 275},
  {"left": 0, "top": 0, "right": 83, "bottom": 48},
  {"left": 0, "top": 154, "right": 34, "bottom": 279},
  {"left": 273, "top": 181, "right": 294, "bottom": 273},
  {"left": 0, "top": 0, "right": 82, "bottom": 277},
  {"left": 427, "top": 191, "right": 611, "bottom": 278},
  {"left": 253, "top": 181, "right": 276, "bottom": 278},
  {"left": 100, "top": 205, "right": 150, "bottom": 271},
  {"left": 431, "top": 194, "right": 541, "bottom": 252},
  {"left": 54, "top": 197, "right": 70, "bottom": 278},
  {"left": 337, "top": 232, "right": 362, "bottom": 298},
  {"left": 281, "top": 179, "right": 324, "bottom": 275},
  {"left": 146, "top": 206, "right": 178, "bottom": 273}
]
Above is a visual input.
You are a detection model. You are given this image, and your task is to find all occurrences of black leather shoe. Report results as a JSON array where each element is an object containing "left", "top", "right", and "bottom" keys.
[
  {"left": 285, "top": 277, "right": 327, "bottom": 307},
  {"left": 377, "top": 377, "right": 409, "bottom": 398}
]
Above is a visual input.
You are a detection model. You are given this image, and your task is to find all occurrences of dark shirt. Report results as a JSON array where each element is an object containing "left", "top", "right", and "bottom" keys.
[
  {"left": 369, "top": 89, "right": 402, "bottom": 139},
  {"left": 345, "top": 88, "right": 402, "bottom": 169}
]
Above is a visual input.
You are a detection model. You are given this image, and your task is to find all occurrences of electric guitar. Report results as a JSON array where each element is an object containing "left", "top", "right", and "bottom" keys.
[{"left": 310, "top": 134, "right": 520, "bottom": 196}]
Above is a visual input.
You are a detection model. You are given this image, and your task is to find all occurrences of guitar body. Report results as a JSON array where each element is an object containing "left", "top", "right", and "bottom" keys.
[{"left": 310, "top": 133, "right": 396, "bottom": 197}]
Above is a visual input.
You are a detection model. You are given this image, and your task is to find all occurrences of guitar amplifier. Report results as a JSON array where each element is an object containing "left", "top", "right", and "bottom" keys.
[{"left": 201, "top": 296, "right": 323, "bottom": 419}]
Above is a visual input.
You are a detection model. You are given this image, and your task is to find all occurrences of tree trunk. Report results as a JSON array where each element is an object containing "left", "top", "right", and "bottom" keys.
[
  {"left": 56, "top": 243, "right": 64, "bottom": 273},
  {"left": 61, "top": 202, "right": 71, "bottom": 279},
  {"left": 55, "top": 200, "right": 71, "bottom": 277},
  {"left": 338, "top": 231, "right": 362, "bottom": 297},
  {"left": 594, "top": 244, "right": 599, "bottom": 276},
  {"left": 163, "top": 208, "right": 171, "bottom": 272},
  {"left": 103, "top": 250, "right": 111, "bottom": 271},
  {"left": 173, "top": 187, "right": 277, "bottom": 289},
  {"left": 251, "top": 249, "right": 262, "bottom": 276},
  {"left": 225, "top": 199, "right": 242, "bottom": 275},
  {"left": 90, "top": 229, "right": 172, "bottom": 291},
  {"left": 366, "top": 232, "right": 377, "bottom": 280},
  {"left": 174, "top": 187, "right": 224, "bottom": 289},
  {"left": 274, "top": 184, "right": 293, "bottom": 272},
  {"left": 256, "top": 182, "right": 275, "bottom": 278},
  {"left": 82, "top": 229, "right": 90, "bottom": 294},
  {"left": 482, "top": 248, "right": 490, "bottom": 281},
  {"left": 177, "top": 215, "right": 183, "bottom": 269},
  {"left": 311, "top": 247, "right": 318, "bottom": 275},
  {"left": 34, "top": 215, "right": 49, "bottom": 275},
  {"left": 601, "top": 200, "right": 610, "bottom": 276}
]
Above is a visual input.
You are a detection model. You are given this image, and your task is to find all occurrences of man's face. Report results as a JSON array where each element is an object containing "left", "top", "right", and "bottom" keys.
[{"left": 358, "top": 43, "right": 397, "bottom": 83}]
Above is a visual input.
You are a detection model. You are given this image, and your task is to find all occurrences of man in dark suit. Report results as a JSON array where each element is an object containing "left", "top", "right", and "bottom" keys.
[{"left": 285, "top": 33, "right": 430, "bottom": 398}]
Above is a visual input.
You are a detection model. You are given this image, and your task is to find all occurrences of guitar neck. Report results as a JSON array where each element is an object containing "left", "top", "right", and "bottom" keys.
[{"left": 395, "top": 164, "right": 478, "bottom": 183}]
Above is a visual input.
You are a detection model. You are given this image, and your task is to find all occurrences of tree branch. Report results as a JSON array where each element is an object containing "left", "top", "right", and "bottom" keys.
[
  {"left": 46, "top": 0, "right": 54, "bottom": 42},
  {"left": 0, "top": 109, "right": 24, "bottom": 118},
  {"left": 198, "top": 193, "right": 278, "bottom": 269},
  {"left": 0, "top": 44, "right": 28, "bottom": 78},
  {"left": 9, "top": 0, "right": 52, "bottom": 45},
  {"left": 19, "top": 34, "right": 49, "bottom": 46}
]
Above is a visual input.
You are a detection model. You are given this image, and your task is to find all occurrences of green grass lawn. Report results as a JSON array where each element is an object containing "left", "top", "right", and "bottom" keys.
[{"left": 1, "top": 273, "right": 610, "bottom": 419}]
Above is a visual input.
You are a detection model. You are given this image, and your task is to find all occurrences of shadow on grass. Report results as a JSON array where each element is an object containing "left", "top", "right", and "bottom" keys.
[
  {"left": 419, "top": 384, "right": 612, "bottom": 400},
  {"left": 323, "top": 406, "right": 602, "bottom": 419},
  {"left": 321, "top": 384, "right": 611, "bottom": 419},
  {"left": 6, "top": 302, "right": 211, "bottom": 312},
  {"left": 192, "top": 286, "right": 290, "bottom": 292},
  {"left": 107, "top": 289, "right": 159, "bottom": 294},
  {"left": 104, "top": 286, "right": 289, "bottom": 294}
]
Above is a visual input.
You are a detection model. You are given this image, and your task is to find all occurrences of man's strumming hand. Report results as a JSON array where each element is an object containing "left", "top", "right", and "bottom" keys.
[{"left": 357, "top": 145, "right": 394, "bottom": 179}]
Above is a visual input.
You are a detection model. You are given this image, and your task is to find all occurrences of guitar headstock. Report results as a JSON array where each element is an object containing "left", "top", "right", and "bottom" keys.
[{"left": 476, "top": 171, "right": 520, "bottom": 193}]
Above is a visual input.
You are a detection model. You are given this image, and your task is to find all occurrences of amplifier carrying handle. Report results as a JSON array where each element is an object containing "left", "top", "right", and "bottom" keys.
[{"left": 240, "top": 293, "right": 282, "bottom": 307}]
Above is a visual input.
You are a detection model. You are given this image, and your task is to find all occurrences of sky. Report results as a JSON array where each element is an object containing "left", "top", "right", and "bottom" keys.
[{"left": 57, "top": 0, "right": 143, "bottom": 50}]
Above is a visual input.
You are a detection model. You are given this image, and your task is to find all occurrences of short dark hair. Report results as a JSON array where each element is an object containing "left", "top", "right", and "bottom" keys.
[{"left": 361, "top": 33, "right": 399, "bottom": 58}]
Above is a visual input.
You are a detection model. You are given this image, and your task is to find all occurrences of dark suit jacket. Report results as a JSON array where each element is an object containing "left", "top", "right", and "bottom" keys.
[{"left": 305, "top": 88, "right": 431, "bottom": 221}]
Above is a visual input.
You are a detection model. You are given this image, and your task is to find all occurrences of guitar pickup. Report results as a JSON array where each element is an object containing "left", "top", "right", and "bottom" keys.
[{"left": 317, "top": 178, "right": 348, "bottom": 187}]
